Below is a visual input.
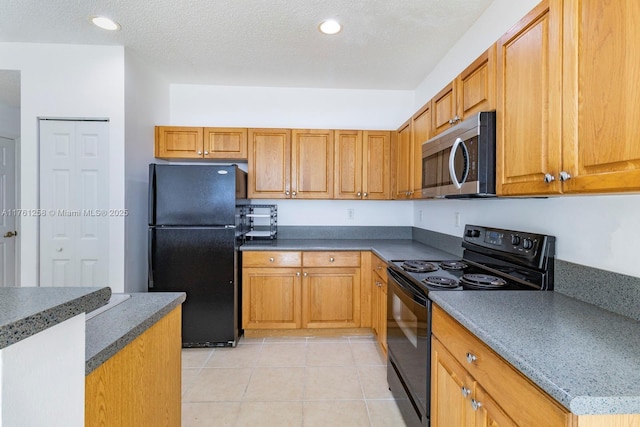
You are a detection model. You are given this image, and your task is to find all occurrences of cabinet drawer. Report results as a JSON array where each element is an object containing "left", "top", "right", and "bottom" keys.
[
  {"left": 432, "top": 305, "right": 570, "bottom": 427},
  {"left": 372, "top": 255, "right": 388, "bottom": 282},
  {"left": 243, "top": 251, "right": 301, "bottom": 267},
  {"left": 303, "top": 251, "right": 361, "bottom": 267}
]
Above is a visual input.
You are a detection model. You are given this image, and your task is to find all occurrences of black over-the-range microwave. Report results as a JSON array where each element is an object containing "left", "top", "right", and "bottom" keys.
[{"left": 421, "top": 111, "right": 496, "bottom": 198}]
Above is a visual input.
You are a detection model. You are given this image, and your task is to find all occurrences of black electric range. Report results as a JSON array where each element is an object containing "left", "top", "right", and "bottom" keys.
[{"left": 386, "top": 224, "right": 555, "bottom": 427}]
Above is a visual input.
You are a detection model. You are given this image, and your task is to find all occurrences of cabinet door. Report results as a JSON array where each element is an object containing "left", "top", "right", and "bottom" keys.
[
  {"left": 432, "top": 82, "right": 458, "bottom": 136},
  {"left": 362, "top": 131, "right": 391, "bottom": 200},
  {"left": 496, "top": 0, "right": 563, "bottom": 195},
  {"left": 394, "top": 119, "right": 413, "bottom": 199},
  {"left": 377, "top": 279, "right": 387, "bottom": 354},
  {"left": 334, "top": 130, "right": 363, "bottom": 199},
  {"left": 561, "top": 0, "right": 640, "bottom": 193},
  {"left": 248, "top": 128, "right": 291, "bottom": 199},
  {"left": 203, "top": 127, "right": 247, "bottom": 160},
  {"left": 411, "top": 103, "right": 431, "bottom": 196},
  {"left": 458, "top": 45, "right": 496, "bottom": 119},
  {"left": 242, "top": 267, "right": 302, "bottom": 329},
  {"left": 474, "top": 383, "right": 517, "bottom": 427},
  {"left": 291, "top": 130, "right": 334, "bottom": 199},
  {"left": 155, "top": 126, "right": 203, "bottom": 159},
  {"left": 431, "top": 337, "right": 475, "bottom": 427},
  {"left": 302, "top": 267, "right": 360, "bottom": 328}
]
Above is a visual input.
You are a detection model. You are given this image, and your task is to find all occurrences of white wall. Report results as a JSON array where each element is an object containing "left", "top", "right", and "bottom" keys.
[
  {"left": 0, "top": 43, "right": 126, "bottom": 289},
  {"left": 124, "top": 50, "right": 170, "bottom": 293},
  {"left": 412, "top": 0, "right": 640, "bottom": 279}
]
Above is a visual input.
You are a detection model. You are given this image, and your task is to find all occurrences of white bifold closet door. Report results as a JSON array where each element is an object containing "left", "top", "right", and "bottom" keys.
[{"left": 39, "top": 119, "right": 109, "bottom": 287}]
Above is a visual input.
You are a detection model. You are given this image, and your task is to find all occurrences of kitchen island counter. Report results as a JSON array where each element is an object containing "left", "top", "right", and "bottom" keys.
[
  {"left": 0, "top": 286, "right": 111, "bottom": 350},
  {"left": 85, "top": 291, "right": 185, "bottom": 374},
  {"left": 429, "top": 291, "right": 640, "bottom": 416}
]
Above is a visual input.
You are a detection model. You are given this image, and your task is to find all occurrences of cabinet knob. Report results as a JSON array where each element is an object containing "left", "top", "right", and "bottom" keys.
[
  {"left": 471, "top": 399, "right": 483, "bottom": 411},
  {"left": 543, "top": 173, "right": 555, "bottom": 183},
  {"left": 376, "top": 265, "right": 382, "bottom": 270},
  {"left": 466, "top": 352, "right": 477, "bottom": 364},
  {"left": 357, "top": 192, "right": 362, "bottom": 197},
  {"left": 197, "top": 151, "right": 203, "bottom": 155},
  {"left": 559, "top": 171, "right": 572, "bottom": 181},
  {"left": 461, "top": 386, "right": 471, "bottom": 398},
  {"left": 285, "top": 190, "right": 290, "bottom": 196},
  {"left": 204, "top": 151, "right": 209, "bottom": 155},
  {"left": 292, "top": 191, "right": 297, "bottom": 197},
  {"left": 269, "top": 257, "right": 275, "bottom": 263},
  {"left": 296, "top": 271, "right": 301, "bottom": 276},
  {"left": 303, "top": 272, "right": 308, "bottom": 277},
  {"left": 363, "top": 192, "right": 368, "bottom": 198},
  {"left": 329, "top": 257, "right": 335, "bottom": 262}
]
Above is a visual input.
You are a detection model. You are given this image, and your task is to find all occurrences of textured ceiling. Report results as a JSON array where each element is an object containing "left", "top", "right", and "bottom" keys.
[{"left": 0, "top": 0, "right": 494, "bottom": 107}]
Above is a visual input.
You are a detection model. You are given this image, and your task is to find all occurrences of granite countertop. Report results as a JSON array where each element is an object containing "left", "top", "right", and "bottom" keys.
[
  {"left": 85, "top": 292, "right": 186, "bottom": 375},
  {"left": 429, "top": 291, "right": 640, "bottom": 415},
  {"left": 241, "top": 238, "right": 458, "bottom": 261},
  {"left": 0, "top": 287, "right": 111, "bottom": 350}
]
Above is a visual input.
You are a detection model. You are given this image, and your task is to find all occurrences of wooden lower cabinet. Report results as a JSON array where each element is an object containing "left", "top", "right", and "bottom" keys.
[
  {"left": 432, "top": 304, "right": 640, "bottom": 427},
  {"left": 371, "top": 254, "right": 388, "bottom": 355},
  {"left": 242, "top": 251, "right": 362, "bottom": 331},
  {"left": 85, "top": 306, "right": 182, "bottom": 427}
]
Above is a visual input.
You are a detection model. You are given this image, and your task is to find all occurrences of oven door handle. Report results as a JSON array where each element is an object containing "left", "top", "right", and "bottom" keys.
[
  {"left": 387, "top": 267, "right": 428, "bottom": 306},
  {"left": 448, "top": 137, "right": 469, "bottom": 189}
]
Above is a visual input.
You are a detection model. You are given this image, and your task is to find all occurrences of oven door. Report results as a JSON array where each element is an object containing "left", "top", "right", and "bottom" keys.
[{"left": 386, "top": 267, "right": 430, "bottom": 427}]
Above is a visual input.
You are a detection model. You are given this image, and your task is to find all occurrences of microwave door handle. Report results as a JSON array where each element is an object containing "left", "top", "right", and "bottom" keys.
[{"left": 449, "top": 137, "right": 463, "bottom": 189}]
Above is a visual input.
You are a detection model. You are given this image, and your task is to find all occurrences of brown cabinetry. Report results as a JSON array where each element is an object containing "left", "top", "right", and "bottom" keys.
[
  {"left": 432, "top": 47, "right": 496, "bottom": 137},
  {"left": 85, "top": 306, "right": 182, "bottom": 427},
  {"left": 431, "top": 304, "right": 569, "bottom": 427},
  {"left": 371, "top": 254, "right": 388, "bottom": 356},
  {"left": 155, "top": 126, "right": 248, "bottom": 160},
  {"left": 242, "top": 251, "right": 361, "bottom": 331},
  {"left": 394, "top": 119, "right": 414, "bottom": 199},
  {"left": 334, "top": 130, "right": 391, "bottom": 200},
  {"left": 248, "top": 129, "right": 334, "bottom": 199},
  {"left": 497, "top": 0, "right": 640, "bottom": 196}
]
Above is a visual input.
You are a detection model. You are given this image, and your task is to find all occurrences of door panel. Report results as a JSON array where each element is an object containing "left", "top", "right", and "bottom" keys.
[
  {"left": 39, "top": 120, "right": 109, "bottom": 287},
  {"left": 0, "top": 137, "right": 16, "bottom": 286}
]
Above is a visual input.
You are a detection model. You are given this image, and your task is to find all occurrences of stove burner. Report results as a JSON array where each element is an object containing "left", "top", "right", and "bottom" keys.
[
  {"left": 460, "top": 274, "right": 507, "bottom": 290},
  {"left": 401, "top": 260, "right": 438, "bottom": 273},
  {"left": 422, "top": 276, "right": 459, "bottom": 289},
  {"left": 439, "top": 260, "right": 468, "bottom": 271}
]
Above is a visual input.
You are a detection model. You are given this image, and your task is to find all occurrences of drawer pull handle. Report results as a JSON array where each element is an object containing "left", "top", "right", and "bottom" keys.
[
  {"left": 471, "top": 399, "right": 482, "bottom": 411},
  {"left": 329, "top": 257, "right": 335, "bottom": 262},
  {"left": 461, "top": 386, "right": 471, "bottom": 397},
  {"left": 269, "top": 257, "right": 275, "bottom": 263},
  {"left": 466, "top": 352, "right": 477, "bottom": 364}
]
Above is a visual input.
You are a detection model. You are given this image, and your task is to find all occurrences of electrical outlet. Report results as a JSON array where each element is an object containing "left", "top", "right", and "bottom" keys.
[
  {"left": 347, "top": 208, "right": 355, "bottom": 220},
  {"left": 455, "top": 212, "right": 461, "bottom": 227}
]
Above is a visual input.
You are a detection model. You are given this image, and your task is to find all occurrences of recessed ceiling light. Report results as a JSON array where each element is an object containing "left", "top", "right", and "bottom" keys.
[
  {"left": 90, "top": 16, "right": 121, "bottom": 31},
  {"left": 319, "top": 19, "right": 342, "bottom": 35}
]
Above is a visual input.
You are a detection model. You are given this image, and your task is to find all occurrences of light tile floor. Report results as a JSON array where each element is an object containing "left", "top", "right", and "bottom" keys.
[{"left": 181, "top": 335, "right": 407, "bottom": 426}]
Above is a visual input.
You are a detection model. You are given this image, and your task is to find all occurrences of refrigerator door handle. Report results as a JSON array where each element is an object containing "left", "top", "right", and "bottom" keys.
[
  {"left": 148, "top": 228, "right": 155, "bottom": 289},
  {"left": 148, "top": 164, "right": 157, "bottom": 225},
  {"left": 225, "top": 225, "right": 236, "bottom": 229}
]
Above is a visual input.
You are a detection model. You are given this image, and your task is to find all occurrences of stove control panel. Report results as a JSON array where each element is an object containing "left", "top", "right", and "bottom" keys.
[{"left": 462, "top": 224, "right": 555, "bottom": 269}]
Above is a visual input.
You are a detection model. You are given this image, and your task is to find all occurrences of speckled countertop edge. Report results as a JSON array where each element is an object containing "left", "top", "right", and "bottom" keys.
[
  {"left": 85, "top": 292, "right": 186, "bottom": 375},
  {"left": 429, "top": 291, "right": 640, "bottom": 415},
  {"left": 0, "top": 287, "right": 111, "bottom": 350}
]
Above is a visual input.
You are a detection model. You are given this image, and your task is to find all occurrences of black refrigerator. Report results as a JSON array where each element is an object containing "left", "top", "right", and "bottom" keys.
[{"left": 148, "top": 164, "right": 247, "bottom": 347}]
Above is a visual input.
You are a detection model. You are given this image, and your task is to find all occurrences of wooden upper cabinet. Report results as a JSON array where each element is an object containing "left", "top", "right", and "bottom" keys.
[
  {"left": 155, "top": 126, "right": 248, "bottom": 160},
  {"left": 394, "top": 119, "right": 413, "bottom": 199},
  {"left": 496, "top": 0, "right": 563, "bottom": 196},
  {"left": 432, "top": 46, "right": 496, "bottom": 137},
  {"left": 335, "top": 130, "right": 391, "bottom": 200},
  {"left": 203, "top": 127, "right": 248, "bottom": 159},
  {"left": 291, "top": 129, "right": 334, "bottom": 199},
  {"left": 248, "top": 128, "right": 291, "bottom": 199},
  {"left": 155, "top": 126, "right": 204, "bottom": 159},
  {"left": 411, "top": 103, "right": 431, "bottom": 196},
  {"left": 561, "top": 0, "right": 640, "bottom": 193}
]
